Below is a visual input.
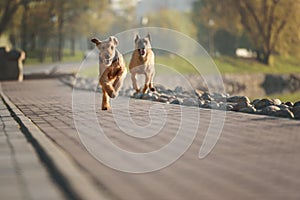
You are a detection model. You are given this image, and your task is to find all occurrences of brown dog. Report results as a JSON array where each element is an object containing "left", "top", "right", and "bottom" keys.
[
  {"left": 91, "top": 36, "right": 126, "bottom": 110},
  {"left": 129, "top": 33, "right": 155, "bottom": 93}
]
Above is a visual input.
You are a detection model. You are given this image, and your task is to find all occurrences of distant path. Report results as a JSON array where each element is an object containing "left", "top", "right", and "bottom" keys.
[{"left": 23, "top": 59, "right": 97, "bottom": 75}]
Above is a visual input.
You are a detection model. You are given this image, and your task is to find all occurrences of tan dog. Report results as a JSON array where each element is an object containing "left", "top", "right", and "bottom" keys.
[
  {"left": 91, "top": 36, "right": 126, "bottom": 110},
  {"left": 129, "top": 33, "right": 155, "bottom": 93}
]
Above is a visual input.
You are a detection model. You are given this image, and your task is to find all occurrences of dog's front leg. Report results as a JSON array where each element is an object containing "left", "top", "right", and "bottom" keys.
[
  {"left": 102, "top": 81, "right": 117, "bottom": 98},
  {"left": 102, "top": 89, "right": 110, "bottom": 110},
  {"left": 131, "top": 73, "right": 139, "bottom": 93},
  {"left": 142, "top": 74, "right": 151, "bottom": 94},
  {"left": 149, "top": 71, "right": 156, "bottom": 92}
]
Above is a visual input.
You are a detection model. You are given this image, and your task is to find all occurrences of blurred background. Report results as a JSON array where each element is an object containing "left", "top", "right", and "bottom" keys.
[{"left": 1, "top": 0, "right": 300, "bottom": 100}]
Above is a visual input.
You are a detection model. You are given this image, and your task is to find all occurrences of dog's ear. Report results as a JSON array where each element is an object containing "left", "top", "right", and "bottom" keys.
[
  {"left": 134, "top": 34, "right": 140, "bottom": 43},
  {"left": 146, "top": 33, "right": 151, "bottom": 42},
  {"left": 91, "top": 38, "right": 101, "bottom": 45},
  {"left": 109, "top": 36, "right": 119, "bottom": 46}
]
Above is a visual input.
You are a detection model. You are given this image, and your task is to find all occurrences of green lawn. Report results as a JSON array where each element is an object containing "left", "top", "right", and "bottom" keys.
[
  {"left": 265, "top": 91, "right": 300, "bottom": 103},
  {"left": 77, "top": 54, "right": 300, "bottom": 77},
  {"left": 66, "top": 53, "right": 300, "bottom": 102},
  {"left": 25, "top": 51, "right": 84, "bottom": 65},
  {"left": 214, "top": 56, "right": 300, "bottom": 74}
]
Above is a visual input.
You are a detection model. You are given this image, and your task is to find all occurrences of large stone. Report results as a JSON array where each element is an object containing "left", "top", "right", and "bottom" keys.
[
  {"left": 157, "top": 97, "right": 169, "bottom": 103},
  {"left": 273, "top": 109, "right": 294, "bottom": 119},
  {"left": 277, "top": 104, "right": 289, "bottom": 110},
  {"left": 174, "top": 86, "right": 183, "bottom": 93},
  {"left": 182, "top": 98, "right": 199, "bottom": 107},
  {"left": 170, "top": 98, "right": 182, "bottom": 105},
  {"left": 292, "top": 106, "right": 300, "bottom": 119},
  {"left": 209, "top": 101, "right": 219, "bottom": 109},
  {"left": 232, "top": 102, "right": 251, "bottom": 111},
  {"left": 212, "top": 93, "right": 227, "bottom": 102},
  {"left": 155, "top": 84, "right": 167, "bottom": 93},
  {"left": 239, "top": 106, "right": 256, "bottom": 114},
  {"left": 252, "top": 99, "right": 260, "bottom": 105},
  {"left": 218, "top": 103, "right": 228, "bottom": 111},
  {"left": 285, "top": 102, "right": 294, "bottom": 107},
  {"left": 194, "top": 89, "right": 203, "bottom": 97},
  {"left": 253, "top": 98, "right": 274, "bottom": 109},
  {"left": 261, "top": 105, "right": 280, "bottom": 115},
  {"left": 294, "top": 101, "right": 300, "bottom": 107},
  {"left": 132, "top": 92, "right": 143, "bottom": 99},
  {"left": 200, "top": 92, "right": 213, "bottom": 101},
  {"left": 141, "top": 93, "right": 153, "bottom": 100},
  {"left": 272, "top": 99, "right": 282, "bottom": 106},
  {"left": 227, "top": 96, "right": 250, "bottom": 104}
]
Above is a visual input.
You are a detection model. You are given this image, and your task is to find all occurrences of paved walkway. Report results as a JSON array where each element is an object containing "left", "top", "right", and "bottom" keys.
[
  {"left": 1, "top": 78, "right": 300, "bottom": 200},
  {"left": 0, "top": 89, "right": 65, "bottom": 200}
]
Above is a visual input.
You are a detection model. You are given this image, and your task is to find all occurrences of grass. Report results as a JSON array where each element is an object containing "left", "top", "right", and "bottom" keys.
[
  {"left": 214, "top": 56, "right": 300, "bottom": 74},
  {"left": 77, "top": 54, "right": 300, "bottom": 77},
  {"left": 265, "top": 91, "right": 300, "bottom": 103},
  {"left": 59, "top": 53, "right": 300, "bottom": 102},
  {"left": 25, "top": 51, "right": 84, "bottom": 66}
]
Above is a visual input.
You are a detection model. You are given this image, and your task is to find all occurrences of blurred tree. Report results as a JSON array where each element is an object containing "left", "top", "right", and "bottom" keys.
[
  {"left": 0, "top": 0, "right": 22, "bottom": 37},
  {"left": 53, "top": 0, "right": 108, "bottom": 61},
  {"left": 192, "top": 0, "right": 243, "bottom": 55},
  {"left": 192, "top": 0, "right": 300, "bottom": 65},
  {"left": 147, "top": 9, "right": 197, "bottom": 39},
  {"left": 146, "top": 9, "right": 197, "bottom": 55},
  {"left": 233, "top": 0, "right": 300, "bottom": 65},
  {"left": 0, "top": 0, "right": 41, "bottom": 37}
]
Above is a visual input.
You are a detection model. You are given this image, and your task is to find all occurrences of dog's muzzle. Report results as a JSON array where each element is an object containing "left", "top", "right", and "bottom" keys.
[
  {"left": 138, "top": 49, "right": 146, "bottom": 57},
  {"left": 103, "top": 58, "right": 113, "bottom": 66}
]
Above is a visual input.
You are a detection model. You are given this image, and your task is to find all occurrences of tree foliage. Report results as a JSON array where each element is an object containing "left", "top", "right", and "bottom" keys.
[
  {"left": 147, "top": 9, "right": 197, "bottom": 39},
  {"left": 192, "top": 0, "right": 300, "bottom": 65},
  {"left": 0, "top": 0, "right": 108, "bottom": 62}
]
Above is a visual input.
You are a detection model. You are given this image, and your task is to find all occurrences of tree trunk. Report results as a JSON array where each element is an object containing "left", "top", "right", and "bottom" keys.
[
  {"left": 256, "top": 50, "right": 271, "bottom": 65},
  {"left": 0, "top": 1, "right": 20, "bottom": 37},
  {"left": 262, "top": 53, "right": 270, "bottom": 65},
  {"left": 70, "top": 37, "right": 75, "bottom": 56},
  {"left": 57, "top": 2, "right": 65, "bottom": 61},
  {"left": 21, "top": 2, "right": 29, "bottom": 51}
]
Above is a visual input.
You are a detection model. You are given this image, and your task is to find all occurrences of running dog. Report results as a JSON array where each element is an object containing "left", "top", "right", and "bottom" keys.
[
  {"left": 129, "top": 33, "right": 155, "bottom": 93},
  {"left": 91, "top": 36, "right": 126, "bottom": 110}
]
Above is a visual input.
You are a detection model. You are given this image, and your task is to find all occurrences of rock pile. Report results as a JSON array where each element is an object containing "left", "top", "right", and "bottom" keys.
[
  {"left": 60, "top": 76, "right": 300, "bottom": 120},
  {"left": 130, "top": 85, "right": 300, "bottom": 120}
]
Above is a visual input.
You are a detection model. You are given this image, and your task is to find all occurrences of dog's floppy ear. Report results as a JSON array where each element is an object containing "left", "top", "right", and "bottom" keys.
[
  {"left": 146, "top": 33, "right": 151, "bottom": 42},
  {"left": 109, "top": 36, "right": 119, "bottom": 46},
  {"left": 134, "top": 34, "right": 140, "bottom": 43},
  {"left": 91, "top": 38, "right": 101, "bottom": 45}
]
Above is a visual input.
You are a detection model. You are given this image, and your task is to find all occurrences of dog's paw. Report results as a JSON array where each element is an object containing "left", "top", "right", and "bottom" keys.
[
  {"left": 134, "top": 88, "right": 140, "bottom": 94},
  {"left": 102, "top": 105, "right": 110, "bottom": 111},
  {"left": 150, "top": 87, "right": 156, "bottom": 92},
  {"left": 110, "top": 91, "right": 117, "bottom": 98}
]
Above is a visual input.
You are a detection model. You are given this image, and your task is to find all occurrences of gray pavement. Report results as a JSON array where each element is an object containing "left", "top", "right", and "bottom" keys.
[
  {"left": 1, "top": 78, "right": 300, "bottom": 200},
  {"left": 0, "top": 91, "right": 65, "bottom": 200}
]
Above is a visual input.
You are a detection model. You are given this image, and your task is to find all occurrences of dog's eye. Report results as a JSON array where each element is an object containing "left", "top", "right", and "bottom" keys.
[{"left": 111, "top": 46, "right": 114, "bottom": 50}]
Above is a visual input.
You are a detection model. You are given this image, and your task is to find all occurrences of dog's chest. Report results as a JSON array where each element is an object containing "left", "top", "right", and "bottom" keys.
[
  {"left": 130, "top": 63, "right": 152, "bottom": 74},
  {"left": 99, "top": 63, "right": 109, "bottom": 77}
]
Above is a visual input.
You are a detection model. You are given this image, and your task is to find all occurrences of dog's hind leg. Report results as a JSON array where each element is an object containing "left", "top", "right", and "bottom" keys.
[
  {"left": 131, "top": 73, "right": 139, "bottom": 93},
  {"left": 102, "top": 89, "right": 110, "bottom": 110}
]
